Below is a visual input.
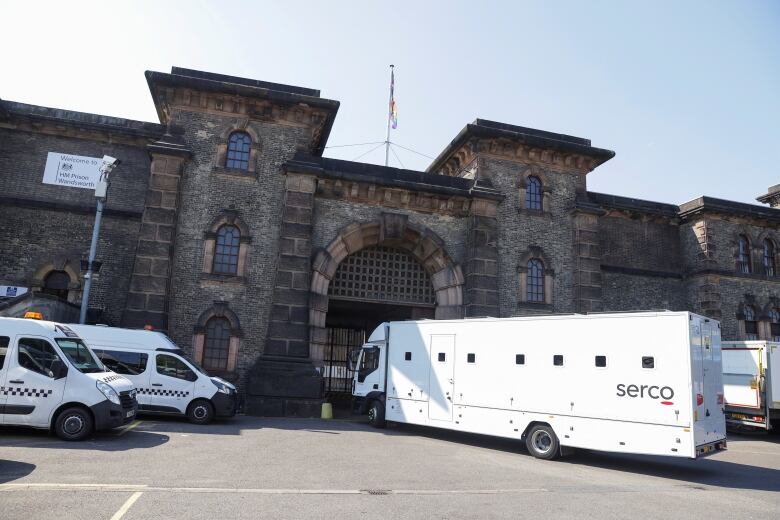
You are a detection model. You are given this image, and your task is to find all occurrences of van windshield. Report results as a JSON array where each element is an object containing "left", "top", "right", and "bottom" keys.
[{"left": 56, "top": 338, "right": 105, "bottom": 373}]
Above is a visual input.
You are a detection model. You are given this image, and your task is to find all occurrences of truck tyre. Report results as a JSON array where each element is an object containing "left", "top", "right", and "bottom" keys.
[
  {"left": 525, "top": 424, "right": 560, "bottom": 460},
  {"left": 54, "top": 406, "right": 94, "bottom": 441},
  {"left": 187, "top": 399, "right": 215, "bottom": 425},
  {"left": 368, "top": 400, "right": 386, "bottom": 428}
]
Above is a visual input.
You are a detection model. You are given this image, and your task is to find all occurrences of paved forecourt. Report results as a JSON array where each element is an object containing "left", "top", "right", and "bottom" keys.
[{"left": 1, "top": 416, "right": 779, "bottom": 519}]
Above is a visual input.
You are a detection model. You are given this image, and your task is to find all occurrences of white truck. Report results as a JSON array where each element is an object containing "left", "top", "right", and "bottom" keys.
[
  {"left": 350, "top": 311, "right": 727, "bottom": 460},
  {"left": 722, "top": 341, "right": 780, "bottom": 430}
]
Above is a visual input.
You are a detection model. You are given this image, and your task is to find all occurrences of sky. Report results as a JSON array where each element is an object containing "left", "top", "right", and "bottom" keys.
[{"left": 1, "top": 1, "right": 778, "bottom": 205}]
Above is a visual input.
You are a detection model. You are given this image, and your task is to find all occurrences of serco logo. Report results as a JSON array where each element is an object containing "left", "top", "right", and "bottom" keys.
[{"left": 616, "top": 384, "right": 674, "bottom": 405}]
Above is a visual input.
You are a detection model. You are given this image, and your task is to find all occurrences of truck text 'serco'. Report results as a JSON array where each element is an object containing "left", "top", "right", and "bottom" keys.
[{"left": 616, "top": 383, "right": 674, "bottom": 404}]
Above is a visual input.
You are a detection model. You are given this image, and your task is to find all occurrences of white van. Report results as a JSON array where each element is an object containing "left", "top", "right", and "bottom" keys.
[
  {"left": 0, "top": 317, "right": 138, "bottom": 441},
  {"left": 67, "top": 324, "right": 238, "bottom": 424}
]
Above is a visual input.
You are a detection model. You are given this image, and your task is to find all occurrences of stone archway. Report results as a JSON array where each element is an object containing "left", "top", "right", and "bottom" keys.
[{"left": 309, "top": 213, "right": 464, "bottom": 364}]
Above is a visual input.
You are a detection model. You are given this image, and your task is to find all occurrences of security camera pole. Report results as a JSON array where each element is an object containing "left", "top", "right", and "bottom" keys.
[{"left": 79, "top": 155, "right": 120, "bottom": 324}]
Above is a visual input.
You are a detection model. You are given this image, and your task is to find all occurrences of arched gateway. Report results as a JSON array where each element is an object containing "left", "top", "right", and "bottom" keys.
[{"left": 308, "top": 214, "right": 464, "bottom": 391}]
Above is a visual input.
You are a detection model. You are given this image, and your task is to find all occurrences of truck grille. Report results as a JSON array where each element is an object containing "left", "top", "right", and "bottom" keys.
[{"left": 119, "top": 390, "right": 136, "bottom": 409}]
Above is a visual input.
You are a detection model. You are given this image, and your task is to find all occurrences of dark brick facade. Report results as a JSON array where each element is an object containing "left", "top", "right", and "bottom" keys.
[{"left": 2, "top": 68, "right": 778, "bottom": 415}]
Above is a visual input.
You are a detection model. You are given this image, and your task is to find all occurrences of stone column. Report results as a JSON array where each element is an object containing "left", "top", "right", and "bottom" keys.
[
  {"left": 572, "top": 207, "right": 603, "bottom": 313},
  {"left": 246, "top": 170, "right": 322, "bottom": 417},
  {"left": 464, "top": 198, "right": 500, "bottom": 317},
  {"left": 121, "top": 135, "right": 190, "bottom": 330}
]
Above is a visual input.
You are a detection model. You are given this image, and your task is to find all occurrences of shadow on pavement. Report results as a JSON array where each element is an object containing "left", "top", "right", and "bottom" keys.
[
  {"left": 0, "top": 460, "right": 35, "bottom": 484},
  {"left": 0, "top": 425, "right": 169, "bottom": 452}
]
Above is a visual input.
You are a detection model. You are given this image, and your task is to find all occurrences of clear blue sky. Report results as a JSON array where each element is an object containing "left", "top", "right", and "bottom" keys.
[{"left": 2, "top": 1, "right": 777, "bottom": 205}]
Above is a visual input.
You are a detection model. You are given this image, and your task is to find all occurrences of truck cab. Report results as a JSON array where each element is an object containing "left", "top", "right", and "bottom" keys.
[{"left": 350, "top": 323, "right": 388, "bottom": 426}]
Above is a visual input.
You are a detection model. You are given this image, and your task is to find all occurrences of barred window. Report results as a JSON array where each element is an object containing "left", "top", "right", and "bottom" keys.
[
  {"left": 738, "top": 235, "right": 751, "bottom": 274},
  {"left": 770, "top": 308, "right": 780, "bottom": 342},
  {"left": 527, "top": 259, "right": 545, "bottom": 303},
  {"left": 203, "top": 317, "right": 231, "bottom": 370},
  {"left": 763, "top": 239, "right": 776, "bottom": 276},
  {"left": 213, "top": 225, "right": 240, "bottom": 275},
  {"left": 226, "top": 132, "right": 251, "bottom": 170},
  {"left": 526, "top": 176, "right": 543, "bottom": 211},
  {"left": 744, "top": 305, "right": 758, "bottom": 340}
]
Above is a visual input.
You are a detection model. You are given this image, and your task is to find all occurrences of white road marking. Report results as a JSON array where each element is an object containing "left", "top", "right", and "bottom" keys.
[
  {"left": 0, "top": 483, "right": 547, "bottom": 495},
  {"left": 109, "top": 491, "right": 143, "bottom": 520}
]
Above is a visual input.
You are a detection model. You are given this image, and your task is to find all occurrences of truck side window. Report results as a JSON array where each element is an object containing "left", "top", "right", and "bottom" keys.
[
  {"left": 405, "top": 352, "right": 412, "bottom": 361},
  {"left": 0, "top": 336, "right": 9, "bottom": 369},
  {"left": 156, "top": 354, "right": 197, "bottom": 381},
  {"left": 595, "top": 355, "right": 607, "bottom": 367},
  {"left": 516, "top": 354, "right": 525, "bottom": 365},
  {"left": 18, "top": 338, "right": 61, "bottom": 378},
  {"left": 553, "top": 355, "right": 564, "bottom": 366},
  {"left": 94, "top": 349, "right": 148, "bottom": 375},
  {"left": 358, "top": 347, "right": 380, "bottom": 383},
  {"left": 467, "top": 353, "right": 475, "bottom": 363},
  {"left": 642, "top": 356, "right": 655, "bottom": 369},
  {"left": 438, "top": 352, "right": 446, "bottom": 362}
]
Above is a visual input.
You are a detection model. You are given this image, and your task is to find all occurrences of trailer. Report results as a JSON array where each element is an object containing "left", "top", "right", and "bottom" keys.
[
  {"left": 350, "top": 311, "right": 727, "bottom": 460},
  {"left": 722, "top": 341, "right": 780, "bottom": 430}
]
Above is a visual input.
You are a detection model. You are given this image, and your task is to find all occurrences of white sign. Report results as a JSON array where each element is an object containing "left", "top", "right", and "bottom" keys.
[
  {"left": 0, "top": 285, "right": 28, "bottom": 298},
  {"left": 42, "top": 152, "right": 102, "bottom": 190}
]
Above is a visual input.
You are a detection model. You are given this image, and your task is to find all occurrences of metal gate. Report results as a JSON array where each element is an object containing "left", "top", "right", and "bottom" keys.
[{"left": 323, "top": 328, "right": 366, "bottom": 398}]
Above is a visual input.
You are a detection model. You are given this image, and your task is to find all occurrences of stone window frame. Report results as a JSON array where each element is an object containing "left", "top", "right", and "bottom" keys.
[
  {"left": 737, "top": 300, "right": 760, "bottom": 340},
  {"left": 518, "top": 167, "right": 552, "bottom": 216},
  {"left": 517, "top": 246, "right": 554, "bottom": 306},
  {"left": 193, "top": 301, "right": 242, "bottom": 377},
  {"left": 202, "top": 210, "right": 251, "bottom": 281},
  {"left": 757, "top": 231, "right": 779, "bottom": 277},
  {"left": 214, "top": 123, "right": 260, "bottom": 177}
]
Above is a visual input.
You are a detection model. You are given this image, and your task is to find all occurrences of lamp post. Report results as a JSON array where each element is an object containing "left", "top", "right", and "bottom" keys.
[{"left": 79, "top": 155, "right": 120, "bottom": 324}]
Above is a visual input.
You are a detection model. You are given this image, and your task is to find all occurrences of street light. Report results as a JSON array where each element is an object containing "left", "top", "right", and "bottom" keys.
[{"left": 79, "top": 155, "right": 120, "bottom": 324}]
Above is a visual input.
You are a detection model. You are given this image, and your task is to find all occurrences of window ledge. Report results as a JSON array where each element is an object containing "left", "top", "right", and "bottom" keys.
[
  {"left": 518, "top": 208, "right": 552, "bottom": 218},
  {"left": 517, "top": 301, "right": 553, "bottom": 311},
  {"left": 213, "top": 166, "right": 257, "bottom": 179},
  {"left": 200, "top": 272, "right": 247, "bottom": 285}
]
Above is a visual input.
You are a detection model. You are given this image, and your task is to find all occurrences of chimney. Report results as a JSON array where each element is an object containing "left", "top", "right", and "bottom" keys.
[{"left": 757, "top": 184, "right": 780, "bottom": 209}]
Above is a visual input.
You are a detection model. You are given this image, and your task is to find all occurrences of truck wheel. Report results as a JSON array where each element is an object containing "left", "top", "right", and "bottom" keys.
[
  {"left": 368, "top": 400, "right": 386, "bottom": 428},
  {"left": 54, "top": 406, "right": 94, "bottom": 441},
  {"left": 525, "top": 424, "right": 560, "bottom": 460},
  {"left": 187, "top": 399, "right": 214, "bottom": 425}
]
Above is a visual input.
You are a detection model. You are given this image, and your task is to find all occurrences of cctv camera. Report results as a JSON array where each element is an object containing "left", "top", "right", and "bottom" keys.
[{"left": 102, "top": 155, "right": 120, "bottom": 167}]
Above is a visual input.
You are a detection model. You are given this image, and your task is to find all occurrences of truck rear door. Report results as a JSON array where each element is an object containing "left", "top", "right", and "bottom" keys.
[
  {"left": 691, "top": 317, "right": 727, "bottom": 452},
  {"left": 722, "top": 347, "right": 762, "bottom": 409}
]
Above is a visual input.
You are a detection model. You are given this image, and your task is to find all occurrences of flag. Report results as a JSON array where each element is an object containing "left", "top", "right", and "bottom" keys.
[{"left": 389, "top": 68, "right": 398, "bottom": 129}]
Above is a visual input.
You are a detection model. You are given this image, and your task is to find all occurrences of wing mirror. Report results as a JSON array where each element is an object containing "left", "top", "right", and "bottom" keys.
[{"left": 50, "top": 359, "right": 68, "bottom": 380}]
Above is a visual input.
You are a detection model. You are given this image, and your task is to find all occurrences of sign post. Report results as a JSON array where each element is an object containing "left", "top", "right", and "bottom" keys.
[{"left": 78, "top": 156, "right": 119, "bottom": 324}]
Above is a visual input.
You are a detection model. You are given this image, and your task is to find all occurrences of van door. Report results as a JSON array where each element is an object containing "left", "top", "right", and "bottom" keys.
[
  {"left": 4, "top": 336, "right": 67, "bottom": 427},
  {"left": 428, "top": 335, "right": 455, "bottom": 421},
  {"left": 149, "top": 353, "right": 196, "bottom": 414},
  {"left": 0, "top": 335, "right": 10, "bottom": 422}
]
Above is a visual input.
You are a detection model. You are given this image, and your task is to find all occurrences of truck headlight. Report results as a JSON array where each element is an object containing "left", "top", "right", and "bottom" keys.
[{"left": 96, "top": 380, "right": 121, "bottom": 405}]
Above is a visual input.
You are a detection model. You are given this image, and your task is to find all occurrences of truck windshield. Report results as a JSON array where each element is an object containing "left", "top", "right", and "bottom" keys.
[{"left": 56, "top": 338, "right": 105, "bottom": 373}]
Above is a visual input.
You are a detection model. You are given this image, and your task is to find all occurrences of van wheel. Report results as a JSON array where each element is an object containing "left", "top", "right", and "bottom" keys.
[
  {"left": 525, "top": 424, "right": 560, "bottom": 460},
  {"left": 368, "top": 400, "right": 386, "bottom": 428},
  {"left": 187, "top": 399, "right": 214, "bottom": 425},
  {"left": 54, "top": 406, "right": 93, "bottom": 441}
]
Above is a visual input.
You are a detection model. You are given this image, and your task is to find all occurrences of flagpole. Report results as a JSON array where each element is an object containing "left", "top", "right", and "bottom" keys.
[{"left": 385, "top": 64, "right": 393, "bottom": 167}]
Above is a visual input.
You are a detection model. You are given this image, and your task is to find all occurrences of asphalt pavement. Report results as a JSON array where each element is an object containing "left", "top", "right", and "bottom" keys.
[{"left": 1, "top": 416, "right": 779, "bottom": 519}]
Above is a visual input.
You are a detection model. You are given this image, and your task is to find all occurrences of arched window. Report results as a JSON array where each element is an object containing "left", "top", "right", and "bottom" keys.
[
  {"left": 526, "top": 176, "right": 543, "bottom": 211},
  {"left": 527, "top": 259, "right": 545, "bottom": 303},
  {"left": 770, "top": 308, "right": 780, "bottom": 342},
  {"left": 226, "top": 132, "right": 251, "bottom": 170},
  {"left": 41, "top": 270, "right": 70, "bottom": 300},
  {"left": 203, "top": 317, "right": 231, "bottom": 370},
  {"left": 213, "top": 225, "right": 240, "bottom": 275},
  {"left": 763, "top": 239, "right": 776, "bottom": 276},
  {"left": 744, "top": 305, "right": 758, "bottom": 340},
  {"left": 738, "top": 235, "right": 751, "bottom": 274}
]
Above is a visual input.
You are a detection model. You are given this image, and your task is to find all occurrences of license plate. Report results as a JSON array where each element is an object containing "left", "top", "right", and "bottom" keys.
[{"left": 126, "top": 410, "right": 135, "bottom": 418}]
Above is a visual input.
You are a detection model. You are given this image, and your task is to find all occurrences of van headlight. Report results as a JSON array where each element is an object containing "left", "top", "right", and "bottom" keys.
[
  {"left": 211, "top": 378, "right": 231, "bottom": 394},
  {"left": 96, "top": 380, "right": 121, "bottom": 405}
]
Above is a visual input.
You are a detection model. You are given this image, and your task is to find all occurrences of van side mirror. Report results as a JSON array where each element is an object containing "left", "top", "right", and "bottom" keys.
[{"left": 50, "top": 359, "right": 68, "bottom": 380}]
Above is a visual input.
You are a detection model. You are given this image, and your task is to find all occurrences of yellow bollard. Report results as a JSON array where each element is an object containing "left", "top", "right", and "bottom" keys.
[{"left": 321, "top": 402, "right": 333, "bottom": 420}]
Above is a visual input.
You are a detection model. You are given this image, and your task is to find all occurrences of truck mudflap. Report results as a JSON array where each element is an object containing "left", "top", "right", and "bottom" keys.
[{"left": 695, "top": 439, "right": 727, "bottom": 458}]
